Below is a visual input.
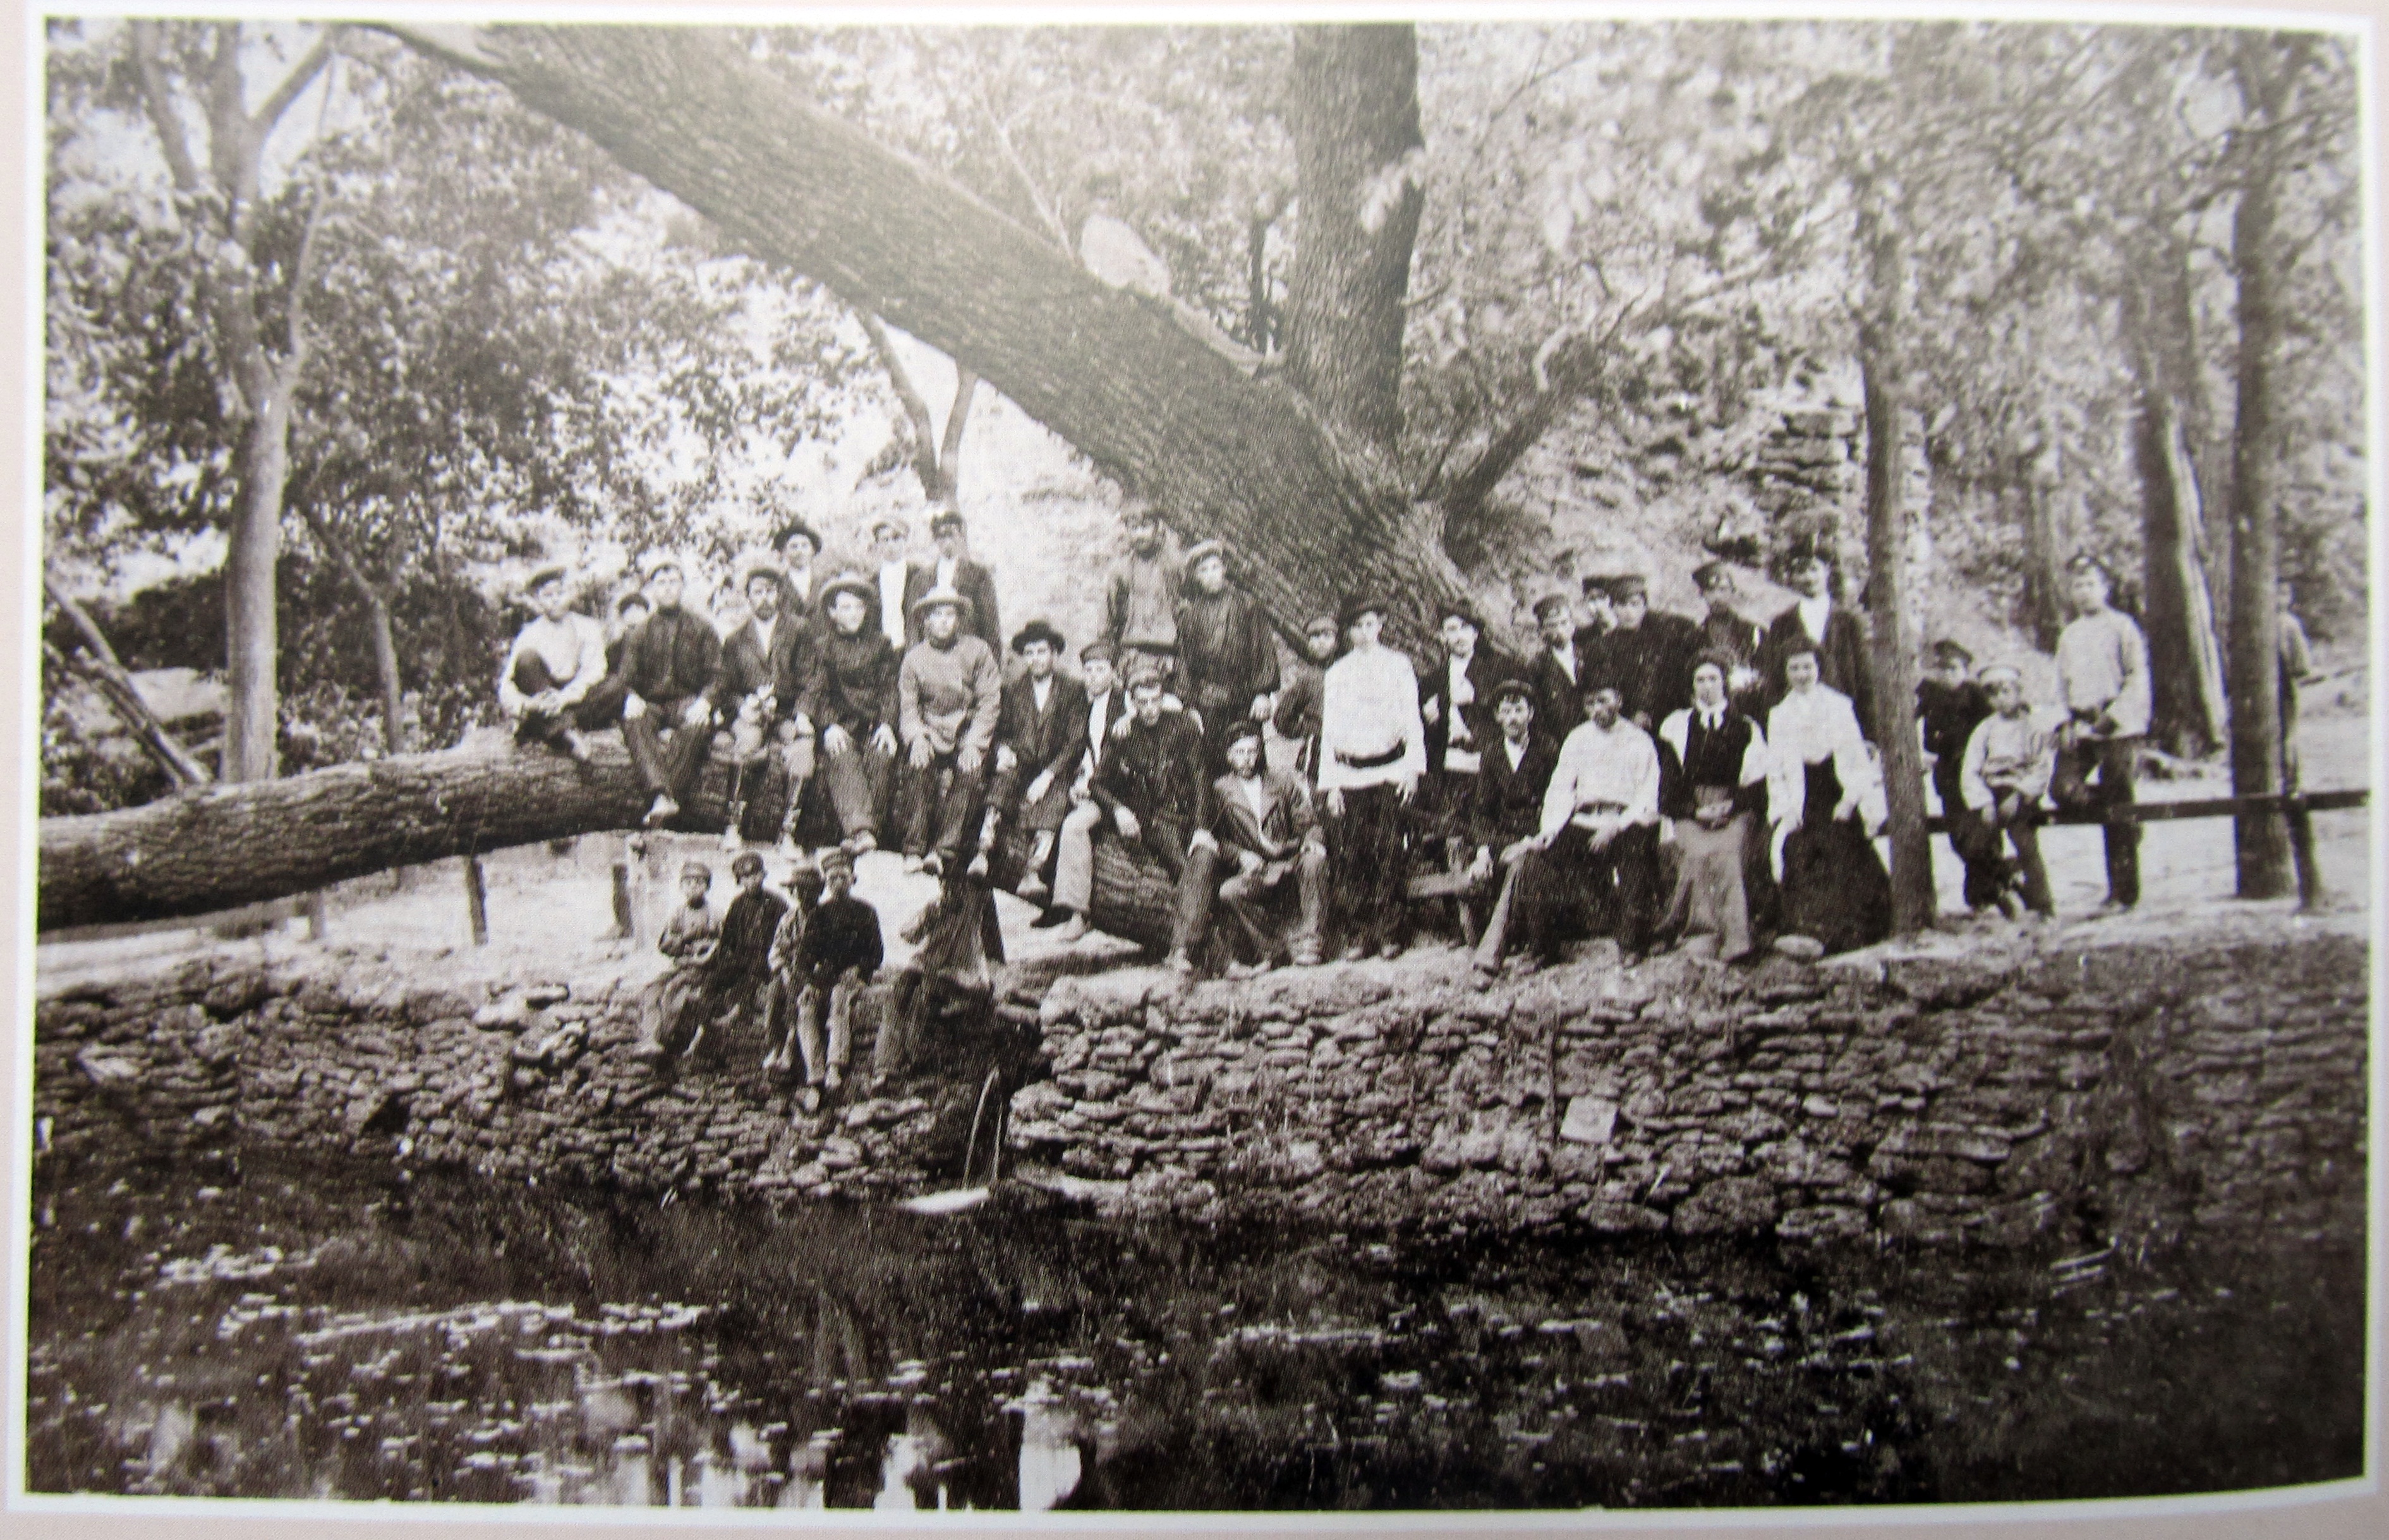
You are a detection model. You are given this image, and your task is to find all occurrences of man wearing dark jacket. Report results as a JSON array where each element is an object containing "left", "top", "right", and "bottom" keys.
[
  {"left": 1693, "top": 560, "right": 1769, "bottom": 722},
  {"left": 1760, "top": 541, "right": 1876, "bottom": 741},
  {"left": 1175, "top": 539, "right": 1279, "bottom": 771},
  {"left": 620, "top": 556, "right": 725, "bottom": 827},
  {"left": 1527, "top": 592, "right": 1595, "bottom": 741},
  {"left": 902, "top": 508, "right": 1003, "bottom": 653},
  {"left": 1269, "top": 613, "right": 1341, "bottom": 786},
  {"left": 1602, "top": 574, "right": 1703, "bottom": 730},
  {"left": 1210, "top": 719, "right": 1328, "bottom": 970},
  {"left": 974, "top": 620, "right": 1089, "bottom": 899},
  {"left": 668, "top": 850, "right": 785, "bottom": 1066},
  {"left": 1465, "top": 679, "right": 1559, "bottom": 980},
  {"left": 1421, "top": 601, "right": 1511, "bottom": 839},
  {"left": 718, "top": 563, "right": 825, "bottom": 855},
  {"left": 811, "top": 574, "right": 902, "bottom": 853},
  {"left": 1092, "top": 663, "right": 1220, "bottom": 973},
  {"left": 763, "top": 847, "right": 883, "bottom": 1112}
]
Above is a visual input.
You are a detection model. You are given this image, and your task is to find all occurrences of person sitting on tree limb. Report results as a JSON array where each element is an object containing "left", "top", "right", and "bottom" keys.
[
  {"left": 498, "top": 565, "right": 608, "bottom": 762},
  {"left": 618, "top": 555, "right": 726, "bottom": 829},
  {"left": 717, "top": 561, "right": 825, "bottom": 858}
]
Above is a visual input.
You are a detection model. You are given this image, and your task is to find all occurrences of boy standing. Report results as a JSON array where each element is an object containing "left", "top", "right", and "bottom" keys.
[
  {"left": 1915, "top": 638, "right": 1997, "bottom": 908},
  {"left": 2055, "top": 554, "right": 2150, "bottom": 913},
  {"left": 1317, "top": 596, "right": 1426, "bottom": 960}
]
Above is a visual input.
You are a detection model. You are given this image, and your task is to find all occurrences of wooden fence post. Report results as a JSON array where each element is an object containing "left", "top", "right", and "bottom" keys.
[
  {"left": 612, "top": 860, "right": 635, "bottom": 939},
  {"left": 305, "top": 890, "right": 330, "bottom": 941},
  {"left": 464, "top": 855, "right": 490, "bottom": 946}
]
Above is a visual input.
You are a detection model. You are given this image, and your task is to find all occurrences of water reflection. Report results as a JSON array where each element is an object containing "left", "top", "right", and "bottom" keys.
[{"left": 23, "top": 1152, "right": 2365, "bottom": 1508}]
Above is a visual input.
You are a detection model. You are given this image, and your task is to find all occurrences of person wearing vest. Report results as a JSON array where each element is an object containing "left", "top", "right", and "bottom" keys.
[
  {"left": 1210, "top": 719, "right": 1328, "bottom": 972},
  {"left": 1421, "top": 599, "right": 1511, "bottom": 847},
  {"left": 1317, "top": 595, "right": 1427, "bottom": 960},
  {"left": 619, "top": 555, "right": 725, "bottom": 829},
  {"left": 717, "top": 562, "right": 825, "bottom": 857},
  {"left": 866, "top": 514, "right": 916, "bottom": 654},
  {"left": 1655, "top": 654, "right": 1771, "bottom": 964}
]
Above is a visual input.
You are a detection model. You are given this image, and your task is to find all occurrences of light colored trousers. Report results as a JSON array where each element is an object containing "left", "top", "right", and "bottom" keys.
[{"left": 1051, "top": 800, "right": 1106, "bottom": 915}]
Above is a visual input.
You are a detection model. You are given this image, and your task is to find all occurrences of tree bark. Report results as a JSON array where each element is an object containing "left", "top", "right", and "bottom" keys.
[
  {"left": 44, "top": 578, "right": 213, "bottom": 789},
  {"left": 2017, "top": 457, "right": 2065, "bottom": 654},
  {"left": 1281, "top": 25, "right": 1424, "bottom": 456},
  {"left": 2129, "top": 382, "right": 2228, "bottom": 756},
  {"left": 224, "top": 408, "right": 289, "bottom": 779},
  {"left": 386, "top": 23, "right": 1475, "bottom": 659},
  {"left": 2223, "top": 39, "right": 2297, "bottom": 899},
  {"left": 1856, "top": 195, "right": 1935, "bottom": 935},
  {"left": 298, "top": 504, "right": 406, "bottom": 755},
  {"left": 38, "top": 735, "right": 1178, "bottom": 947}
]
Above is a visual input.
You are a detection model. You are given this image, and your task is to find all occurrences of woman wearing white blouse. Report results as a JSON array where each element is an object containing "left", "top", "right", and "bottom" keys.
[{"left": 1765, "top": 646, "right": 1891, "bottom": 957}]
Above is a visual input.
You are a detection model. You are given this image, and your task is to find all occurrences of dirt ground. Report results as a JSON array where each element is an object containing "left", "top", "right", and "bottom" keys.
[{"left": 35, "top": 707, "right": 2373, "bottom": 1002}]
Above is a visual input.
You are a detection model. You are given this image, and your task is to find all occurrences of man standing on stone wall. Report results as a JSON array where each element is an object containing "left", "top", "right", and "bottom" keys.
[
  {"left": 619, "top": 555, "right": 725, "bottom": 829},
  {"left": 1317, "top": 596, "right": 1426, "bottom": 960},
  {"left": 1421, "top": 601, "right": 1509, "bottom": 849},
  {"left": 1103, "top": 501, "right": 1184, "bottom": 695}
]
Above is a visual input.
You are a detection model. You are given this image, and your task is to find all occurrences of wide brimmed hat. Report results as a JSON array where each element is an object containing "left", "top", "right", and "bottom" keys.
[
  {"left": 929, "top": 507, "right": 968, "bottom": 534},
  {"left": 818, "top": 572, "right": 875, "bottom": 610},
  {"left": 1183, "top": 538, "right": 1228, "bottom": 569},
  {"left": 1012, "top": 619, "right": 1067, "bottom": 654},
  {"left": 774, "top": 517, "right": 823, "bottom": 553},
  {"left": 908, "top": 584, "right": 976, "bottom": 622},
  {"left": 523, "top": 563, "right": 569, "bottom": 595}
]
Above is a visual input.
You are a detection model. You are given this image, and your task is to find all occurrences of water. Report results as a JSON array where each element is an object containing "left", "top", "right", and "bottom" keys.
[{"left": 25, "top": 1151, "right": 2362, "bottom": 1509}]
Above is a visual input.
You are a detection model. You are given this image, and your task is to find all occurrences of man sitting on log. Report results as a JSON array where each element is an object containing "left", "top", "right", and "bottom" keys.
[
  {"left": 971, "top": 619, "right": 1088, "bottom": 898},
  {"left": 571, "top": 591, "right": 650, "bottom": 734},
  {"left": 1175, "top": 539, "right": 1278, "bottom": 770},
  {"left": 1037, "top": 640, "right": 1122, "bottom": 940},
  {"left": 619, "top": 555, "right": 726, "bottom": 829},
  {"left": 1465, "top": 678, "right": 1559, "bottom": 982},
  {"left": 718, "top": 563, "right": 825, "bottom": 858},
  {"left": 813, "top": 573, "right": 902, "bottom": 857},
  {"left": 1515, "top": 672, "right": 1663, "bottom": 972},
  {"left": 763, "top": 846, "right": 883, "bottom": 1112},
  {"left": 632, "top": 859, "right": 723, "bottom": 1064},
  {"left": 1655, "top": 654, "right": 1770, "bottom": 964},
  {"left": 1091, "top": 659, "right": 1220, "bottom": 973},
  {"left": 1211, "top": 718, "right": 1328, "bottom": 972},
  {"left": 1269, "top": 612, "right": 1343, "bottom": 786},
  {"left": 897, "top": 584, "right": 1003, "bottom": 877},
  {"left": 497, "top": 565, "right": 609, "bottom": 762},
  {"left": 1318, "top": 595, "right": 1426, "bottom": 961}
]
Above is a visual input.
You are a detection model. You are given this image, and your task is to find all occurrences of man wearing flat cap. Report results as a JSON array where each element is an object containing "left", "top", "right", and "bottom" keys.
[
  {"left": 762, "top": 845, "right": 885, "bottom": 1110},
  {"left": 897, "top": 584, "right": 1003, "bottom": 875},
  {"left": 974, "top": 619, "right": 1091, "bottom": 898},
  {"left": 1175, "top": 538, "right": 1278, "bottom": 772},
  {"left": 902, "top": 507, "right": 1003, "bottom": 653},
  {"left": 1088, "top": 656, "right": 1220, "bottom": 973},
  {"left": 617, "top": 555, "right": 727, "bottom": 828},
  {"left": 811, "top": 572, "right": 902, "bottom": 853},
  {"left": 1318, "top": 595, "right": 1427, "bottom": 959},
  {"left": 1527, "top": 591, "right": 1596, "bottom": 741},
  {"left": 499, "top": 565, "right": 609, "bottom": 762},
  {"left": 1209, "top": 718, "right": 1328, "bottom": 971},
  {"left": 1602, "top": 573, "right": 1703, "bottom": 731},
  {"left": 1104, "top": 500, "right": 1183, "bottom": 692},
  {"left": 717, "top": 560, "right": 826, "bottom": 855},
  {"left": 1463, "top": 676, "right": 1559, "bottom": 979},
  {"left": 1271, "top": 613, "right": 1344, "bottom": 788}
]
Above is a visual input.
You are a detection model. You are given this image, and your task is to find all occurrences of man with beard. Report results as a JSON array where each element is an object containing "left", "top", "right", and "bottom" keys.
[
  {"left": 1091, "top": 662, "right": 1220, "bottom": 974},
  {"left": 773, "top": 514, "right": 827, "bottom": 630},
  {"left": 717, "top": 563, "right": 824, "bottom": 856}
]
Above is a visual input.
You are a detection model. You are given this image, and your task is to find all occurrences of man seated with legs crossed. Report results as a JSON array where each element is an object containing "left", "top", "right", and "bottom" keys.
[
  {"left": 1211, "top": 719, "right": 1328, "bottom": 973},
  {"left": 1465, "top": 678, "right": 1559, "bottom": 981},
  {"left": 1087, "top": 661, "right": 1220, "bottom": 973},
  {"left": 1516, "top": 674, "right": 1663, "bottom": 972},
  {"left": 499, "top": 565, "right": 610, "bottom": 761}
]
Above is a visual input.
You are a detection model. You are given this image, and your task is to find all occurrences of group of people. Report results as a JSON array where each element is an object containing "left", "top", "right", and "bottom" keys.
[{"left": 501, "top": 495, "right": 2164, "bottom": 1030}]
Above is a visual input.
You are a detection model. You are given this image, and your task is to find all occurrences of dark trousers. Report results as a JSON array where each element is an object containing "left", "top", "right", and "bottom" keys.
[
  {"left": 511, "top": 654, "right": 579, "bottom": 750},
  {"left": 1219, "top": 845, "right": 1328, "bottom": 961},
  {"left": 902, "top": 749, "right": 986, "bottom": 862},
  {"left": 1124, "top": 815, "right": 1219, "bottom": 958},
  {"left": 1963, "top": 802, "right": 2054, "bottom": 915},
  {"left": 985, "top": 759, "right": 1073, "bottom": 835},
  {"left": 1521, "top": 821, "right": 1661, "bottom": 961},
  {"left": 1331, "top": 783, "right": 1410, "bottom": 948},
  {"left": 624, "top": 695, "right": 713, "bottom": 800},
  {"left": 1935, "top": 759, "right": 2009, "bottom": 911},
  {"left": 820, "top": 737, "right": 893, "bottom": 838},
  {"left": 2060, "top": 734, "right": 2141, "bottom": 906}
]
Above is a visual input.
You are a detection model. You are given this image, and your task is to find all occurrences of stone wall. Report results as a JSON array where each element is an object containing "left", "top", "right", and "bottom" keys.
[
  {"left": 1005, "top": 923, "right": 2369, "bottom": 1248},
  {"left": 30, "top": 918, "right": 2368, "bottom": 1251}
]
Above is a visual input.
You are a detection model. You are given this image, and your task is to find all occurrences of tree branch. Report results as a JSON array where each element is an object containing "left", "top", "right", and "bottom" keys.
[
  {"left": 126, "top": 22, "right": 203, "bottom": 195},
  {"left": 977, "top": 88, "right": 1074, "bottom": 255},
  {"left": 939, "top": 365, "right": 979, "bottom": 495},
  {"left": 857, "top": 311, "right": 944, "bottom": 496},
  {"left": 251, "top": 28, "right": 339, "bottom": 137},
  {"left": 44, "top": 577, "right": 214, "bottom": 789}
]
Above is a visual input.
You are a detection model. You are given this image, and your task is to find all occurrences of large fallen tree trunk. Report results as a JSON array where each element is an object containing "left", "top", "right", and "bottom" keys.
[
  {"left": 39, "top": 733, "right": 1179, "bottom": 951},
  {"left": 380, "top": 23, "right": 1477, "bottom": 659}
]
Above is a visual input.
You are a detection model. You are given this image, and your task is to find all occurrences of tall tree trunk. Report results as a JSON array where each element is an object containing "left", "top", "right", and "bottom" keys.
[
  {"left": 2131, "top": 383, "right": 2229, "bottom": 756},
  {"left": 1281, "top": 24, "right": 1424, "bottom": 456},
  {"left": 223, "top": 408, "right": 289, "bottom": 780},
  {"left": 2017, "top": 459, "right": 2065, "bottom": 653},
  {"left": 366, "top": 591, "right": 404, "bottom": 755},
  {"left": 1856, "top": 194, "right": 1934, "bottom": 935},
  {"left": 387, "top": 23, "right": 1477, "bottom": 658},
  {"left": 2223, "top": 42, "right": 2295, "bottom": 899}
]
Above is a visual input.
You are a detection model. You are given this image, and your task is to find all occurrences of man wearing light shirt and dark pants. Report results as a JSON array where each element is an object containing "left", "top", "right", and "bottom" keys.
[
  {"left": 2055, "top": 553, "right": 2151, "bottom": 913},
  {"left": 1517, "top": 674, "right": 1662, "bottom": 970},
  {"left": 1317, "top": 596, "right": 1426, "bottom": 961}
]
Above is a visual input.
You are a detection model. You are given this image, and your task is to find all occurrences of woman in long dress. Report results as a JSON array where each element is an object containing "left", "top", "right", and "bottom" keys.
[{"left": 1766, "top": 645, "right": 1891, "bottom": 956}]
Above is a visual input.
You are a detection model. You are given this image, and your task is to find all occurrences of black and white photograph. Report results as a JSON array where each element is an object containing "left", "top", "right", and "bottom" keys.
[{"left": 12, "top": 4, "right": 2380, "bottom": 1524}]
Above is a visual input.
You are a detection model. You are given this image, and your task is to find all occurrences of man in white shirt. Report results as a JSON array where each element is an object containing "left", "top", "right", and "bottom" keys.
[
  {"left": 1516, "top": 674, "right": 1663, "bottom": 969},
  {"left": 1317, "top": 596, "right": 1425, "bottom": 959},
  {"left": 869, "top": 515, "right": 914, "bottom": 652},
  {"left": 499, "top": 565, "right": 608, "bottom": 762}
]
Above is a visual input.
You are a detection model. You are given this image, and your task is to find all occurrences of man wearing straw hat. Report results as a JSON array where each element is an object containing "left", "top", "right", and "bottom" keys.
[{"left": 897, "top": 582, "right": 1003, "bottom": 875}]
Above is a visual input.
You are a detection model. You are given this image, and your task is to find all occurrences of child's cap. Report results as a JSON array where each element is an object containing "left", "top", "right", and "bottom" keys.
[{"left": 679, "top": 861, "right": 713, "bottom": 884}]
